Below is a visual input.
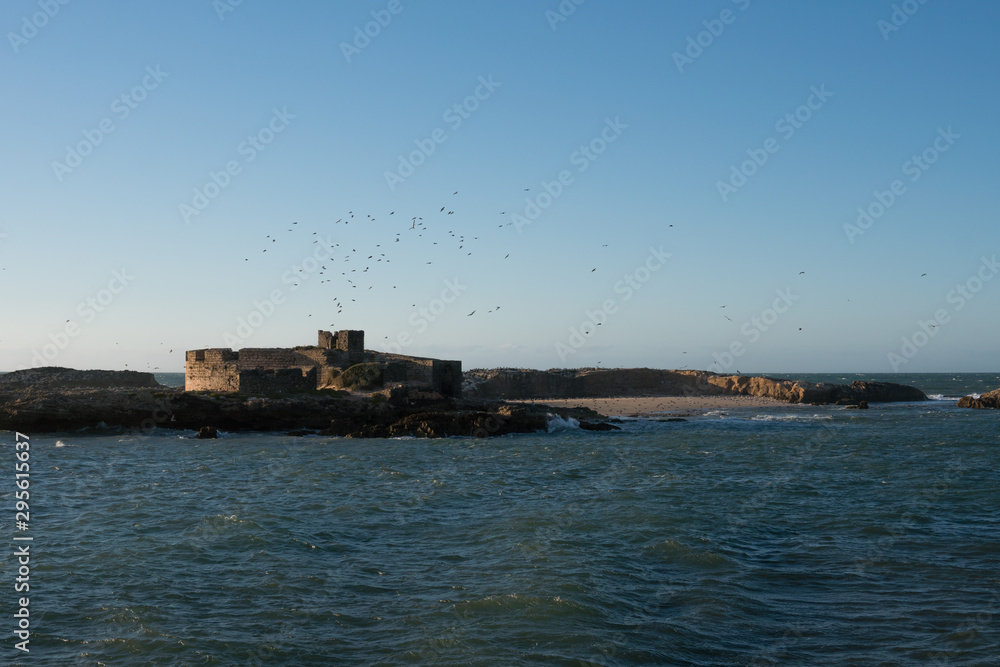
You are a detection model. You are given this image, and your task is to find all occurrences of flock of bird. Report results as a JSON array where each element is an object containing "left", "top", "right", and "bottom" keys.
[
  {"left": 243, "top": 191, "right": 530, "bottom": 330},
  {"left": 226, "top": 192, "right": 932, "bottom": 368},
  {"left": 240, "top": 195, "right": 759, "bottom": 353}
]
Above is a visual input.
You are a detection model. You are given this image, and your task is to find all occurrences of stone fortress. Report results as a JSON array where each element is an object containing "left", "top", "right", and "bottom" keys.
[{"left": 185, "top": 329, "right": 462, "bottom": 397}]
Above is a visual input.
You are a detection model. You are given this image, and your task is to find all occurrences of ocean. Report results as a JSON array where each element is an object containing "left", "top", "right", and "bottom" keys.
[{"left": 2, "top": 373, "right": 998, "bottom": 665}]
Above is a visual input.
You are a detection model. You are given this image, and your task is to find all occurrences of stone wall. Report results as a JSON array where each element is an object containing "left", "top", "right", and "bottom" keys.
[
  {"left": 296, "top": 347, "right": 350, "bottom": 368},
  {"left": 373, "top": 353, "right": 462, "bottom": 397},
  {"left": 237, "top": 348, "right": 298, "bottom": 370},
  {"left": 238, "top": 368, "right": 316, "bottom": 395},
  {"left": 185, "top": 349, "right": 239, "bottom": 392},
  {"left": 383, "top": 359, "right": 433, "bottom": 385}
]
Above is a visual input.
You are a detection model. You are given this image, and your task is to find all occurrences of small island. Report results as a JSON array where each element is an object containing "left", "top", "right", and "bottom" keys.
[{"left": 0, "top": 327, "right": 949, "bottom": 437}]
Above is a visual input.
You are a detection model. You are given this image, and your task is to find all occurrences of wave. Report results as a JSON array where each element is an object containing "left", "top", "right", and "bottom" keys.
[
  {"left": 546, "top": 415, "right": 579, "bottom": 432},
  {"left": 749, "top": 413, "right": 833, "bottom": 422},
  {"left": 928, "top": 394, "right": 961, "bottom": 401}
]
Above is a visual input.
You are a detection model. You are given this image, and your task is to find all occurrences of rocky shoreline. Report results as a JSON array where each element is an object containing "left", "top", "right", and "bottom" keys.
[
  {"left": 0, "top": 366, "right": 945, "bottom": 437},
  {"left": 957, "top": 387, "right": 1000, "bottom": 409},
  {"left": 0, "top": 371, "right": 613, "bottom": 437},
  {"left": 463, "top": 368, "right": 928, "bottom": 405}
]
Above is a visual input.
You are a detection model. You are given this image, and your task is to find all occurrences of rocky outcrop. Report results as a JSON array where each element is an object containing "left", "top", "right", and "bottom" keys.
[
  {"left": 957, "top": 388, "right": 1000, "bottom": 409},
  {"left": 323, "top": 404, "right": 552, "bottom": 439},
  {"left": 0, "top": 386, "right": 609, "bottom": 437},
  {"left": 0, "top": 367, "right": 160, "bottom": 390},
  {"left": 463, "top": 368, "right": 927, "bottom": 405}
]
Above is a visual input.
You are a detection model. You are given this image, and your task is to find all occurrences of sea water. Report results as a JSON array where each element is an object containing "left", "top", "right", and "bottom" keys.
[{"left": 1, "top": 374, "right": 997, "bottom": 665}]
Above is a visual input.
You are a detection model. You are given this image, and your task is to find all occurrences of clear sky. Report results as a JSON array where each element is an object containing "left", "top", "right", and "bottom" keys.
[{"left": 2, "top": 0, "right": 998, "bottom": 374}]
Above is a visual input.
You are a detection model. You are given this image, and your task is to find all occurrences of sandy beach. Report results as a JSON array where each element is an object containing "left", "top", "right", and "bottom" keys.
[{"left": 515, "top": 395, "right": 788, "bottom": 418}]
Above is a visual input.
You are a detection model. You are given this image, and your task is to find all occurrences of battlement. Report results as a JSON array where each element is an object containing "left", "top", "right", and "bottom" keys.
[{"left": 186, "top": 349, "right": 237, "bottom": 363}]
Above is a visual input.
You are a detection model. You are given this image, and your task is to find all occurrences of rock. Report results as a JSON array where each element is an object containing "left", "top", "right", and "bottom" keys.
[
  {"left": 957, "top": 387, "right": 1000, "bottom": 409},
  {"left": 578, "top": 420, "right": 620, "bottom": 431},
  {"left": 846, "top": 401, "right": 869, "bottom": 410},
  {"left": 0, "top": 367, "right": 161, "bottom": 390},
  {"left": 384, "top": 407, "right": 549, "bottom": 438},
  {"left": 462, "top": 368, "right": 927, "bottom": 405},
  {"left": 196, "top": 426, "right": 218, "bottom": 439},
  {"left": 847, "top": 382, "right": 923, "bottom": 403}
]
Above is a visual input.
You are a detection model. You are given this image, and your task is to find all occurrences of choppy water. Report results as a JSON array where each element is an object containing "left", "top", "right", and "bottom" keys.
[{"left": 2, "top": 375, "right": 998, "bottom": 665}]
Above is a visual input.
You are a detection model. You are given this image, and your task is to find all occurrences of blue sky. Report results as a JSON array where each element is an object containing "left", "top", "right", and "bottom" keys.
[{"left": 2, "top": 0, "right": 998, "bottom": 373}]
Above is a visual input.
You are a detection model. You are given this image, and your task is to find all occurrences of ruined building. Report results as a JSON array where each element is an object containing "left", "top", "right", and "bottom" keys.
[{"left": 185, "top": 330, "right": 462, "bottom": 397}]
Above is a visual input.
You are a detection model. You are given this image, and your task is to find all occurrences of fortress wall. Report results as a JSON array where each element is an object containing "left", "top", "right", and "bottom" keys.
[
  {"left": 380, "top": 358, "right": 462, "bottom": 397},
  {"left": 318, "top": 366, "right": 342, "bottom": 389},
  {"left": 295, "top": 347, "right": 350, "bottom": 368},
  {"left": 404, "top": 359, "right": 435, "bottom": 385},
  {"left": 187, "top": 349, "right": 237, "bottom": 363},
  {"left": 238, "top": 367, "right": 316, "bottom": 394},
  {"left": 383, "top": 360, "right": 431, "bottom": 384},
  {"left": 238, "top": 348, "right": 298, "bottom": 370},
  {"left": 185, "top": 350, "right": 239, "bottom": 392}
]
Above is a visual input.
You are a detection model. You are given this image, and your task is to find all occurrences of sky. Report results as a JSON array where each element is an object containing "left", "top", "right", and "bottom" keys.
[{"left": 2, "top": 0, "right": 998, "bottom": 374}]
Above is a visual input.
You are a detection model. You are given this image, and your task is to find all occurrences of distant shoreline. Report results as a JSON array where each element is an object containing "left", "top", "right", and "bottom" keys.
[{"left": 515, "top": 395, "right": 788, "bottom": 418}]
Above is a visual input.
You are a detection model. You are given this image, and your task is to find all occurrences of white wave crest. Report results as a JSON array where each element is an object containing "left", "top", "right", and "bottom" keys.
[{"left": 546, "top": 415, "right": 580, "bottom": 432}]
